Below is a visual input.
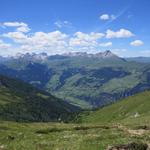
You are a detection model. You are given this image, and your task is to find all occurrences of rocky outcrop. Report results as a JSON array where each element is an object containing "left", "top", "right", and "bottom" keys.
[{"left": 107, "top": 142, "right": 149, "bottom": 150}]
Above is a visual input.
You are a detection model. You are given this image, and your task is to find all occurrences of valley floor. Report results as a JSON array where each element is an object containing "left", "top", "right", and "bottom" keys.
[{"left": 0, "top": 121, "right": 150, "bottom": 150}]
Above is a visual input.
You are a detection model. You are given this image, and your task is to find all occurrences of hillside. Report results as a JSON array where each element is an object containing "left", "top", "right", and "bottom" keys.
[
  {"left": 0, "top": 51, "right": 150, "bottom": 109},
  {"left": 0, "top": 75, "right": 79, "bottom": 122},
  {"left": 0, "top": 75, "right": 150, "bottom": 150},
  {"left": 81, "top": 90, "right": 150, "bottom": 125},
  {"left": 0, "top": 90, "right": 150, "bottom": 150}
]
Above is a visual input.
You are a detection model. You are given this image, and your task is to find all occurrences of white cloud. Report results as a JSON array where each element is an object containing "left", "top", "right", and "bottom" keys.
[
  {"left": 3, "top": 22, "right": 27, "bottom": 27},
  {"left": 16, "top": 26, "right": 30, "bottom": 33},
  {"left": 0, "top": 21, "right": 144, "bottom": 56},
  {"left": 3, "top": 32, "right": 27, "bottom": 43},
  {"left": 130, "top": 40, "right": 144, "bottom": 46},
  {"left": 54, "top": 20, "right": 73, "bottom": 28},
  {"left": 100, "top": 14, "right": 110, "bottom": 20},
  {"left": 3, "top": 30, "right": 68, "bottom": 54},
  {"left": 99, "top": 42, "right": 112, "bottom": 47},
  {"left": 2, "top": 22, "right": 30, "bottom": 33},
  {"left": 100, "top": 14, "right": 116, "bottom": 21},
  {"left": 75, "top": 32, "right": 104, "bottom": 41},
  {"left": 69, "top": 32, "right": 104, "bottom": 47},
  {"left": 106, "top": 29, "right": 134, "bottom": 38},
  {"left": 0, "top": 39, "right": 11, "bottom": 49}
]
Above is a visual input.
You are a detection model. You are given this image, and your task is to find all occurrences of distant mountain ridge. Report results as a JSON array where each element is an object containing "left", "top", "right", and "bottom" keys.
[
  {"left": 0, "top": 50, "right": 150, "bottom": 109},
  {"left": 1, "top": 51, "right": 150, "bottom": 63},
  {"left": 14, "top": 52, "right": 48, "bottom": 61},
  {"left": 15, "top": 50, "right": 121, "bottom": 60},
  {"left": 62, "top": 50, "right": 120, "bottom": 58},
  {"left": 126, "top": 57, "right": 150, "bottom": 63},
  {"left": 0, "top": 50, "right": 122, "bottom": 60}
]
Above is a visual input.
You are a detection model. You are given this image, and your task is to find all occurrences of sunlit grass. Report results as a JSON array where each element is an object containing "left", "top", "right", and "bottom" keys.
[{"left": 0, "top": 121, "right": 149, "bottom": 150}]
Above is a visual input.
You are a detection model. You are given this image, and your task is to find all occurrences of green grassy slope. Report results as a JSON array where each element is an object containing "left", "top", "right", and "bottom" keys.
[
  {"left": 80, "top": 90, "right": 150, "bottom": 125},
  {"left": 0, "top": 120, "right": 149, "bottom": 150},
  {"left": 0, "top": 75, "right": 79, "bottom": 122}
]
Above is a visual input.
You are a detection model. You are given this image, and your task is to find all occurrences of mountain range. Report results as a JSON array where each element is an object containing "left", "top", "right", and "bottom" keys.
[
  {"left": 0, "top": 50, "right": 150, "bottom": 109},
  {"left": 0, "top": 51, "right": 150, "bottom": 150}
]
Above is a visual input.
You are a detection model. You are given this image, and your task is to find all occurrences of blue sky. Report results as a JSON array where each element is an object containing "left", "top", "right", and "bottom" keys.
[{"left": 0, "top": 0, "right": 150, "bottom": 57}]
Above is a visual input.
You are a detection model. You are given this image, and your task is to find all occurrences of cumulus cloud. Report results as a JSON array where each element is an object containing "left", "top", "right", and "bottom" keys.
[
  {"left": 0, "top": 39, "right": 11, "bottom": 49},
  {"left": 16, "top": 26, "right": 30, "bottom": 33},
  {"left": 3, "top": 30, "right": 68, "bottom": 54},
  {"left": 2, "top": 22, "right": 30, "bottom": 33},
  {"left": 100, "top": 14, "right": 116, "bottom": 21},
  {"left": 100, "top": 14, "right": 110, "bottom": 20},
  {"left": 130, "top": 40, "right": 144, "bottom": 46},
  {"left": 99, "top": 42, "right": 112, "bottom": 47},
  {"left": 3, "top": 30, "right": 107, "bottom": 53},
  {"left": 69, "top": 32, "right": 104, "bottom": 47},
  {"left": 0, "top": 21, "right": 143, "bottom": 56},
  {"left": 3, "top": 32, "right": 27, "bottom": 42},
  {"left": 106, "top": 29, "right": 134, "bottom": 38}
]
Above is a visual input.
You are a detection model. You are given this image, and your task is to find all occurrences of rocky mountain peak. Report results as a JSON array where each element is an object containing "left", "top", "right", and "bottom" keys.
[
  {"left": 14, "top": 52, "right": 48, "bottom": 61},
  {"left": 63, "top": 50, "right": 119, "bottom": 59},
  {"left": 96, "top": 50, "right": 118, "bottom": 58}
]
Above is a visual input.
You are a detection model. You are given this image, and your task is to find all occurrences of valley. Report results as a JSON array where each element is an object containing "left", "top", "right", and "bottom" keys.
[
  {"left": 0, "top": 51, "right": 150, "bottom": 109},
  {"left": 0, "top": 52, "right": 150, "bottom": 149}
]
